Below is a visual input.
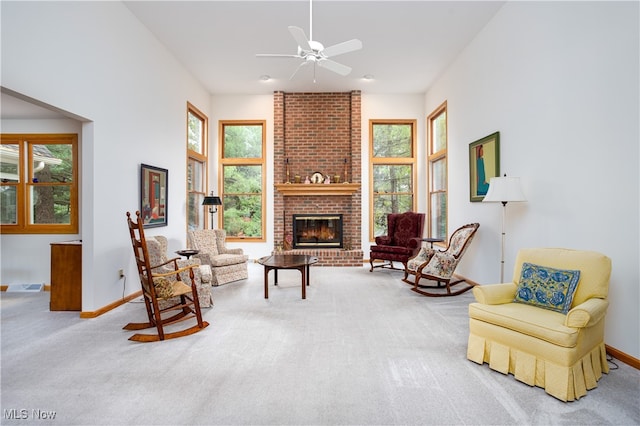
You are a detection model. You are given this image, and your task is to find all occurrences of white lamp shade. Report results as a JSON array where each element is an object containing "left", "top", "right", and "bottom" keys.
[{"left": 483, "top": 176, "right": 526, "bottom": 203}]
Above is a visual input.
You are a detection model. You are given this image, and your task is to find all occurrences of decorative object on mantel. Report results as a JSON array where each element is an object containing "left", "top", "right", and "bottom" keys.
[
  {"left": 324, "top": 175, "right": 331, "bottom": 184},
  {"left": 310, "top": 171, "right": 324, "bottom": 184},
  {"left": 304, "top": 175, "right": 311, "bottom": 184},
  {"left": 285, "top": 158, "right": 291, "bottom": 184},
  {"left": 343, "top": 158, "right": 349, "bottom": 183},
  {"left": 275, "top": 182, "right": 360, "bottom": 196},
  {"left": 333, "top": 175, "right": 341, "bottom": 183},
  {"left": 294, "top": 175, "right": 301, "bottom": 184}
]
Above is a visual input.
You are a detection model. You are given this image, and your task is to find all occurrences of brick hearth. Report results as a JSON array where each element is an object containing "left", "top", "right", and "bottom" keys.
[{"left": 273, "top": 91, "right": 363, "bottom": 266}]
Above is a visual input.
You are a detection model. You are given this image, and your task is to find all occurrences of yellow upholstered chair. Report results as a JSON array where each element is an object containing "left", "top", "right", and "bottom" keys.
[{"left": 467, "top": 248, "right": 611, "bottom": 401}]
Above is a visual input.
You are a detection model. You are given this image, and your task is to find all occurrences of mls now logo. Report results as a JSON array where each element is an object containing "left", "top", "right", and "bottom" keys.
[
  {"left": 3, "top": 409, "right": 28, "bottom": 420},
  {"left": 4, "top": 409, "right": 57, "bottom": 420}
]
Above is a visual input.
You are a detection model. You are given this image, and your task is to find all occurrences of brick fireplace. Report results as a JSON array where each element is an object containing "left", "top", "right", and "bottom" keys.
[{"left": 273, "top": 91, "right": 363, "bottom": 266}]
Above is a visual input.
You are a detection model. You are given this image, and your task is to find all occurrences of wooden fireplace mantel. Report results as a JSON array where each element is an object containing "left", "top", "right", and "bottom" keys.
[{"left": 275, "top": 183, "right": 360, "bottom": 196}]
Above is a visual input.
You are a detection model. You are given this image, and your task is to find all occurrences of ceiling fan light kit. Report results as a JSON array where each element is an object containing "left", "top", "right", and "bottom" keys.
[{"left": 256, "top": 0, "right": 362, "bottom": 82}]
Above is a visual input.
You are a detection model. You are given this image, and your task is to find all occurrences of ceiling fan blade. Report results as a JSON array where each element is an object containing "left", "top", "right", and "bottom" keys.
[
  {"left": 289, "top": 61, "right": 309, "bottom": 80},
  {"left": 288, "top": 26, "right": 311, "bottom": 51},
  {"left": 256, "top": 54, "right": 301, "bottom": 58},
  {"left": 318, "top": 59, "right": 352, "bottom": 76},
  {"left": 322, "top": 39, "right": 362, "bottom": 58}
]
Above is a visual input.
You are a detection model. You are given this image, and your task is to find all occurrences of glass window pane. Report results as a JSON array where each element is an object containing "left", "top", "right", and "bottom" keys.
[
  {"left": 223, "top": 165, "right": 262, "bottom": 194},
  {"left": 188, "top": 159, "right": 204, "bottom": 192},
  {"left": 431, "top": 158, "right": 446, "bottom": 191},
  {"left": 432, "top": 111, "right": 447, "bottom": 153},
  {"left": 372, "top": 124, "right": 412, "bottom": 157},
  {"left": 430, "top": 192, "right": 447, "bottom": 239},
  {"left": 223, "top": 125, "right": 262, "bottom": 159},
  {"left": 1, "top": 144, "right": 20, "bottom": 182},
  {"left": 0, "top": 185, "right": 17, "bottom": 224},
  {"left": 222, "top": 194, "right": 262, "bottom": 238},
  {"left": 373, "top": 164, "right": 412, "bottom": 193},
  {"left": 373, "top": 194, "right": 414, "bottom": 236},
  {"left": 188, "top": 192, "right": 205, "bottom": 231},
  {"left": 32, "top": 144, "right": 72, "bottom": 183},
  {"left": 188, "top": 111, "right": 203, "bottom": 154},
  {"left": 30, "top": 185, "right": 71, "bottom": 224}
]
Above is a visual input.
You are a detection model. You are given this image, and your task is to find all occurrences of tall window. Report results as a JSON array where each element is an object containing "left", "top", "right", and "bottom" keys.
[
  {"left": 187, "top": 103, "right": 208, "bottom": 231},
  {"left": 1, "top": 134, "right": 78, "bottom": 234},
  {"left": 369, "top": 120, "right": 417, "bottom": 239},
  {"left": 427, "top": 102, "right": 447, "bottom": 239},
  {"left": 219, "top": 120, "right": 266, "bottom": 241}
]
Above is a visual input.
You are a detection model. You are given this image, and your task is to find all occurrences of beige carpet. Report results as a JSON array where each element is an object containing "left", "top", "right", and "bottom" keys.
[{"left": 1, "top": 262, "right": 639, "bottom": 425}]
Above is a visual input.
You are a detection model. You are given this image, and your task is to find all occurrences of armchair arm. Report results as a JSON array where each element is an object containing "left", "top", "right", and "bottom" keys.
[
  {"left": 472, "top": 283, "right": 517, "bottom": 305},
  {"left": 375, "top": 235, "right": 391, "bottom": 245},
  {"left": 151, "top": 264, "right": 196, "bottom": 280},
  {"left": 565, "top": 298, "right": 609, "bottom": 328},
  {"left": 408, "top": 237, "right": 422, "bottom": 250},
  {"left": 221, "top": 247, "right": 244, "bottom": 255},
  {"left": 194, "top": 252, "right": 214, "bottom": 266}
]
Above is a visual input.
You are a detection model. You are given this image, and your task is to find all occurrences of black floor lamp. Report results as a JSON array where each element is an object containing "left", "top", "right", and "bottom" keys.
[
  {"left": 202, "top": 192, "right": 222, "bottom": 229},
  {"left": 483, "top": 175, "right": 526, "bottom": 283}
]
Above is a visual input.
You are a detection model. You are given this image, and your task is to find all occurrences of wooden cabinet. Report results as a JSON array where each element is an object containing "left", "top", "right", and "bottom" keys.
[{"left": 50, "top": 241, "right": 82, "bottom": 311}]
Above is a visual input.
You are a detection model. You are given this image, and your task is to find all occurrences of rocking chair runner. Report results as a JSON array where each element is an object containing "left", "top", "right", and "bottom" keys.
[
  {"left": 124, "top": 211, "right": 209, "bottom": 342},
  {"left": 404, "top": 223, "right": 480, "bottom": 297}
]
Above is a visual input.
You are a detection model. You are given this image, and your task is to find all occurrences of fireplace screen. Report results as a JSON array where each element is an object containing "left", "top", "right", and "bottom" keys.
[{"left": 293, "top": 214, "right": 343, "bottom": 249}]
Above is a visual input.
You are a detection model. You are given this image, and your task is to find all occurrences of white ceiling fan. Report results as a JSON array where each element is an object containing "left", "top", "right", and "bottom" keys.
[{"left": 256, "top": 0, "right": 363, "bottom": 82}]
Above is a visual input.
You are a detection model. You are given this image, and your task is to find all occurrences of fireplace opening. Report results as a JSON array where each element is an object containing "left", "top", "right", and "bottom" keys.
[{"left": 293, "top": 214, "right": 343, "bottom": 249}]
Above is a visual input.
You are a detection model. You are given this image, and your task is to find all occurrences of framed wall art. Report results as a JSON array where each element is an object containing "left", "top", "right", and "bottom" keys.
[
  {"left": 469, "top": 132, "right": 500, "bottom": 202},
  {"left": 140, "top": 163, "right": 168, "bottom": 228}
]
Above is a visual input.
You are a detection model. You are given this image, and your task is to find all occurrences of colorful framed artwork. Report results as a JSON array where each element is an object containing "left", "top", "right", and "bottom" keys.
[
  {"left": 140, "top": 163, "right": 168, "bottom": 228},
  {"left": 469, "top": 132, "right": 500, "bottom": 202}
]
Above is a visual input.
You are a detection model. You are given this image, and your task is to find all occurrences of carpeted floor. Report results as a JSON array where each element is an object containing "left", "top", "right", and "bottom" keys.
[{"left": 1, "top": 262, "right": 639, "bottom": 425}]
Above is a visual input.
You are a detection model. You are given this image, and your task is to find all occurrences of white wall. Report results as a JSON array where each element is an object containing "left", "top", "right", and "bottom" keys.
[
  {"left": 209, "top": 94, "right": 275, "bottom": 260},
  {"left": 425, "top": 1, "right": 639, "bottom": 357},
  {"left": 1, "top": 2, "right": 211, "bottom": 310}
]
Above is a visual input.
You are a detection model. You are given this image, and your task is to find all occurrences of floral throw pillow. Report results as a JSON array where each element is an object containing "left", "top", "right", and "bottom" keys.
[{"left": 514, "top": 262, "right": 580, "bottom": 314}]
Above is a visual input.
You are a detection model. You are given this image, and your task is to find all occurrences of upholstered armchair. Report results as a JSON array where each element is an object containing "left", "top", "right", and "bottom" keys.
[
  {"left": 404, "top": 223, "right": 479, "bottom": 296},
  {"left": 467, "top": 248, "right": 612, "bottom": 401},
  {"left": 145, "top": 235, "right": 213, "bottom": 308},
  {"left": 369, "top": 211, "right": 425, "bottom": 277},
  {"left": 188, "top": 229, "right": 249, "bottom": 286}
]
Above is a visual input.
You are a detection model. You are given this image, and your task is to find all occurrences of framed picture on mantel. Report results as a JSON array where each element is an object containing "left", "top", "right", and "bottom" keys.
[
  {"left": 140, "top": 163, "right": 168, "bottom": 228},
  {"left": 469, "top": 132, "right": 499, "bottom": 202}
]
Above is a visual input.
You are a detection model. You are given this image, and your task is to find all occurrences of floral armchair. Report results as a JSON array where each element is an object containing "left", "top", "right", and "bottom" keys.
[
  {"left": 146, "top": 235, "right": 213, "bottom": 308},
  {"left": 188, "top": 229, "right": 248, "bottom": 286},
  {"left": 404, "top": 223, "right": 479, "bottom": 296}
]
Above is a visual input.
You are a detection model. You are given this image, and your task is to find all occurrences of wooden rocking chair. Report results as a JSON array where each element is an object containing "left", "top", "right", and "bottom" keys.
[
  {"left": 403, "top": 223, "right": 479, "bottom": 297},
  {"left": 124, "top": 211, "right": 209, "bottom": 342}
]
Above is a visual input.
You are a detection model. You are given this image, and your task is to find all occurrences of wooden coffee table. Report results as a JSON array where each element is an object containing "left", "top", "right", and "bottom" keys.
[{"left": 257, "top": 255, "right": 319, "bottom": 299}]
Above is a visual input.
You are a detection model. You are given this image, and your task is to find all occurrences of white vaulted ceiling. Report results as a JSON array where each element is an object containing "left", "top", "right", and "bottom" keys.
[{"left": 1, "top": 1, "right": 506, "bottom": 118}]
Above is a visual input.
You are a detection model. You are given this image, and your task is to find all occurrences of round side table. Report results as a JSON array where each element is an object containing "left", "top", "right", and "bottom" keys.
[
  {"left": 422, "top": 237, "right": 444, "bottom": 248},
  {"left": 176, "top": 249, "right": 199, "bottom": 259}
]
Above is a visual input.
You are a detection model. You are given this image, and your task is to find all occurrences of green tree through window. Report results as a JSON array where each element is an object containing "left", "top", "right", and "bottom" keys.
[
  {"left": 370, "top": 121, "right": 416, "bottom": 238},
  {"left": 220, "top": 121, "right": 265, "bottom": 240}
]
